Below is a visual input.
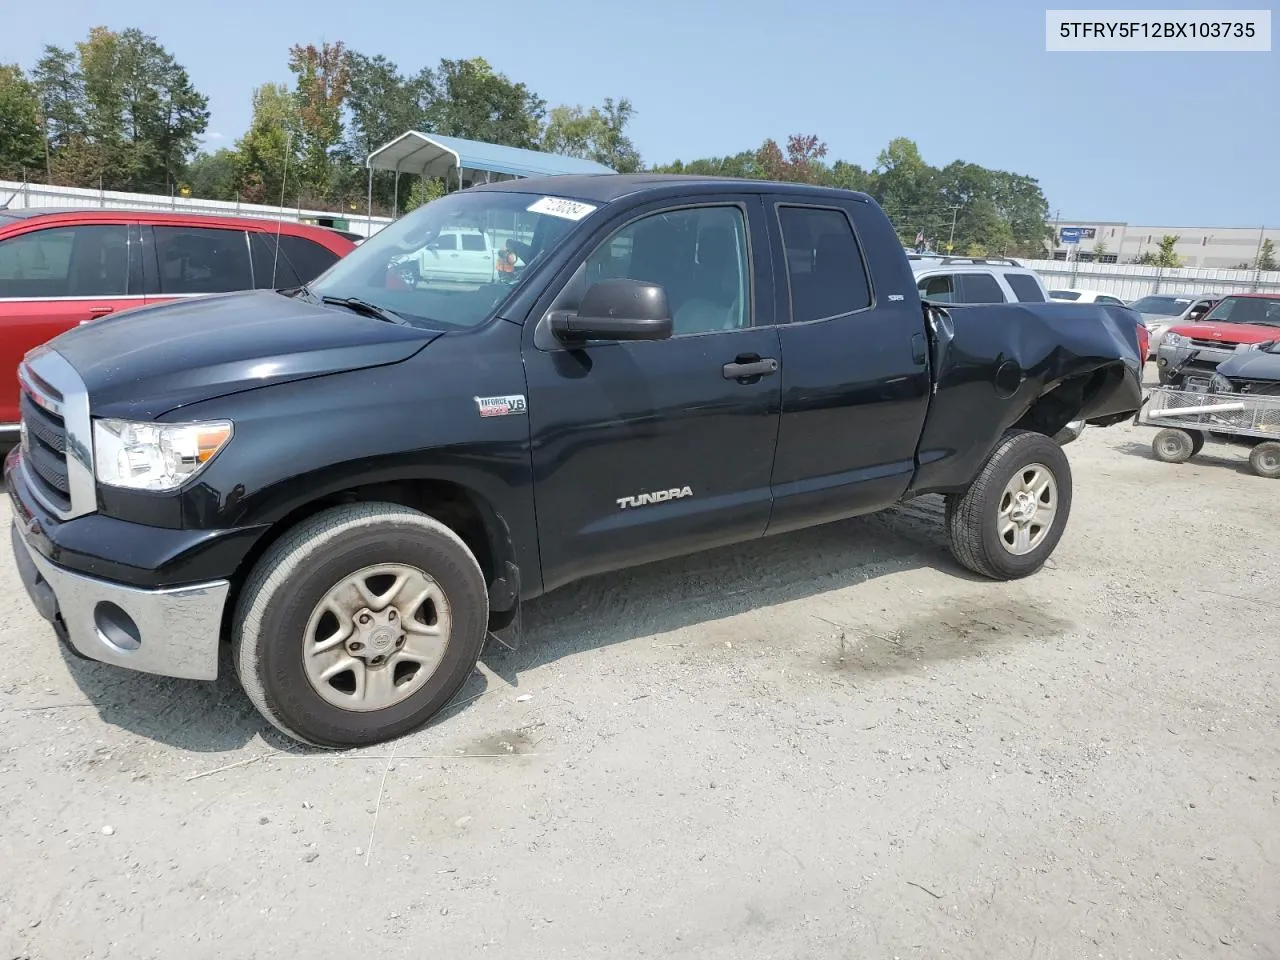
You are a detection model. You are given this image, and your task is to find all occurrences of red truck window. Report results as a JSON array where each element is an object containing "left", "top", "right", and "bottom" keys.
[
  {"left": 154, "top": 225, "right": 253, "bottom": 294},
  {"left": 0, "top": 225, "right": 132, "bottom": 298}
]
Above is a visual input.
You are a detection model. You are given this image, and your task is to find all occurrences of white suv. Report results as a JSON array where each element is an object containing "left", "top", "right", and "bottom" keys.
[{"left": 908, "top": 255, "right": 1050, "bottom": 304}]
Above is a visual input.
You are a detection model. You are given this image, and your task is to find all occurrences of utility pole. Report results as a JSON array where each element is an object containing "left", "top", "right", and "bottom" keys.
[{"left": 947, "top": 205, "right": 960, "bottom": 253}]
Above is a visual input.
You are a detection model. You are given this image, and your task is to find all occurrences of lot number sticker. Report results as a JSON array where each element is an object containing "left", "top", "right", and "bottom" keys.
[{"left": 527, "top": 196, "right": 598, "bottom": 221}]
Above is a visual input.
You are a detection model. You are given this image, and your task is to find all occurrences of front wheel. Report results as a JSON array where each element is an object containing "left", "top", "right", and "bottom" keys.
[
  {"left": 1249, "top": 441, "right": 1280, "bottom": 479},
  {"left": 945, "top": 430, "right": 1073, "bottom": 580},
  {"left": 233, "top": 503, "right": 490, "bottom": 748}
]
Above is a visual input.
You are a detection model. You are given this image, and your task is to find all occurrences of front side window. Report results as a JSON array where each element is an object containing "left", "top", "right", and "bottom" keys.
[
  {"left": 918, "top": 273, "right": 956, "bottom": 302},
  {"left": 580, "top": 205, "right": 751, "bottom": 335},
  {"left": 154, "top": 226, "right": 253, "bottom": 294},
  {"left": 311, "top": 188, "right": 605, "bottom": 330},
  {"left": 1129, "top": 295, "right": 1191, "bottom": 316},
  {"left": 0, "top": 224, "right": 130, "bottom": 299},
  {"left": 777, "top": 206, "right": 871, "bottom": 323}
]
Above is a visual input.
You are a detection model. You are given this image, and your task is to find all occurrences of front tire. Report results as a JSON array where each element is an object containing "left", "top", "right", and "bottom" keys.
[
  {"left": 945, "top": 430, "right": 1073, "bottom": 580},
  {"left": 233, "top": 502, "right": 489, "bottom": 748}
]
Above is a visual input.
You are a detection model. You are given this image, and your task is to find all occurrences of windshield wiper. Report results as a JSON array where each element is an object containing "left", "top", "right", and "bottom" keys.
[{"left": 319, "top": 295, "right": 408, "bottom": 325}]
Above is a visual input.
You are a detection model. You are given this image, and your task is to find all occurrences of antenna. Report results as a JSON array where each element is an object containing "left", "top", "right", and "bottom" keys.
[
  {"left": 271, "top": 131, "right": 292, "bottom": 288},
  {"left": 0, "top": 174, "right": 27, "bottom": 210}
]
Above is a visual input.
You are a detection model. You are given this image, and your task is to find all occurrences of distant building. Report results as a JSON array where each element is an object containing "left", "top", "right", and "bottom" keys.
[{"left": 1047, "top": 221, "right": 1278, "bottom": 268}]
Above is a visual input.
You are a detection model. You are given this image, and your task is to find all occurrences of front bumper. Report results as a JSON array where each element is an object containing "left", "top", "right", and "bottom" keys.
[
  {"left": 7, "top": 446, "right": 233, "bottom": 682},
  {"left": 11, "top": 519, "right": 229, "bottom": 681}
]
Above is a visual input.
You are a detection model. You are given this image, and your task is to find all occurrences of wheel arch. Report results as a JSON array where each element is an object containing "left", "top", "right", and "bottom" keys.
[
  {"left": 218, "top": 474, "right": 527, "bottom": 645},
  {"left": 1013, "top": 363, "right": 1133, "bottom": 438}
]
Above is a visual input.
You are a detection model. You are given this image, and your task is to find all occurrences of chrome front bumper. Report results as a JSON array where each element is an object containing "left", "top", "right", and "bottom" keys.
[{"left": 10, "top": 520, "right": 229, "bottom": 681}]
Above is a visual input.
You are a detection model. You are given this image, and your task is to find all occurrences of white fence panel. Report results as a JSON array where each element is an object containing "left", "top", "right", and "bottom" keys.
[
  {"left": 1, "top": 179, "right": 393, "bottom": 238},
  {"left": 1024, "top": 259, "right": 1280, "bottom": 299}
]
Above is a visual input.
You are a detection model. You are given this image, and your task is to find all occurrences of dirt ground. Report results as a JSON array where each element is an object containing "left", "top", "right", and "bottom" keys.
[{"left": 2, "top": 392, "right": 1278, "bottom": 959}]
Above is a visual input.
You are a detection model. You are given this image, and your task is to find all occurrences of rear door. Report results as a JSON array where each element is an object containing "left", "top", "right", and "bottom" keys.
[
  {"left": 0, "top": 219, "right": 143, "bottom": 427},
  {"left": 522, "top": 195, "right": 782, "bottom": 592},
  {"left": 764, "top": 196, "right": 931, "bottom": 535},
  {"left": 142, "top": 224, "right": 255, "bottom": 303}
]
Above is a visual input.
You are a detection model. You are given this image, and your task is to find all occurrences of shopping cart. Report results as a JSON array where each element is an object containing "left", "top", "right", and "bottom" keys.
[{"left": 1135, "top": 386, "right": 1280, "bottom": 478}]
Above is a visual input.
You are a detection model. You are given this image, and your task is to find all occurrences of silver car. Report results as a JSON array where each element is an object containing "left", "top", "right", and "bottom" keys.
[{"left": 1127, "top": 293, "right": 1218, "bottom": 358}]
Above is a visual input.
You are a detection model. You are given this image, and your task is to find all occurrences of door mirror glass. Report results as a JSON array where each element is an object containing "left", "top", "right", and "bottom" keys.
[{"left": 550, "top": 278, "right": 674, "bottom": 343}]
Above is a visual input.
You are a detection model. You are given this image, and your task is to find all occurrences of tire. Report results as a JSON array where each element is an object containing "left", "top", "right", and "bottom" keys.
[
  {"left": 233, "top": 502, "right": 489, "bottom": 748},
  {"left": 945, "top": 430, "right": 1073, "bottom": 580},
  {"left": 1152, "top": 428, "right": 1196, "bottom": 464},
  {"left": 1187, "top": 430, "right": 1206, "bottom": 457},
  {"left": 1249, "top": 441, "right": 1280, "bottom": 479}
]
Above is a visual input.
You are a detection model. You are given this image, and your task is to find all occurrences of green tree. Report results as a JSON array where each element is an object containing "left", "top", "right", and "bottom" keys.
[
  {"left": 428, "top": 57, "right": 545, "bottom": 148},
  {"left": 185, "top": 148, "right": 239, "bottom": 200},
  {"left": 648, "top": 149, "right": 757, "bottom": 178},
  {"left": 1134, "top": 235, "right": 1181, "bottom": 267},
  {"left": 0, "top": 64, "right": 44, "bottom": 179},
  {"left": 1254, "top": 238, "right": 1278, "bottom": 271},
  {"left": 234, "top": 82, "right": 301, "bottom": 205},
  {"left": 542, "top": 97, "right": 641, "bottom": 172},
  {"left": 288, "top": 41, "right": 350, "bottom": 204},
  {"left": 32, "top": 45, "right": 82, "bottom": 171},
  {"left": 342, "top": 51, "right": 432, "bottom": 210},
  {"left": 755, "top": 133, "right": 829, "bottom": 183}
]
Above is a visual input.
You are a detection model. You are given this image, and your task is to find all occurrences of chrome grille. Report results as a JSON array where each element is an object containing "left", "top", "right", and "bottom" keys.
[
  {"left": 1189, "top": 338, "right": 1234, "bottom": 351},
  {"left": 17, "top": 347, "right": 96, "bottom": 521}
]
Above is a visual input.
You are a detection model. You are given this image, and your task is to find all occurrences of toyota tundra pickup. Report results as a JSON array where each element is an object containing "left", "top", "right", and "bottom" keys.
[{"left": 7, "top": 174, "right": 1145, "bottom": 747}]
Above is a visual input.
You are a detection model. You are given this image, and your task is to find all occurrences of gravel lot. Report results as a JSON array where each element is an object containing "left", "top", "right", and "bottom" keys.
[{"left": 2, "top": 390, "right": 1278, "bottom": 959}]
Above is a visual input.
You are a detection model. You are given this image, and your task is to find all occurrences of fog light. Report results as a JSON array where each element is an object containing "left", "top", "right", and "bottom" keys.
[{"left": 94, "top": 602, "right": 141, "bottom": 651}]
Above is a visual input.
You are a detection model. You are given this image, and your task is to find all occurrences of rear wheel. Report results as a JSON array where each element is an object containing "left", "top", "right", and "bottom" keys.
[
  {"left": 233, "top": 502, "right": 489, "bottom": 748},
  {"left": 1152, "top": 428, "right": 1197, "bottom": 463},
  {"left": 945, "top": 430, "right": 1073, "bottom": 580},
  {"left": 1249, "top": 441, "right": 1280, "bottom": 479}
]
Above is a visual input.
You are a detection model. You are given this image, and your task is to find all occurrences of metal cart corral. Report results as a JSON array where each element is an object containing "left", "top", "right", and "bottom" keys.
[{"left": 1135, "top": 386, "right": 1280, "bottom": 478}]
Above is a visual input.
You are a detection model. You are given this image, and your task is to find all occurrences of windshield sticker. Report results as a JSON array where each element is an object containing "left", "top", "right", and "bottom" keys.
[{"left": 527, "top": 196, "right": 598, "bottom": 221}]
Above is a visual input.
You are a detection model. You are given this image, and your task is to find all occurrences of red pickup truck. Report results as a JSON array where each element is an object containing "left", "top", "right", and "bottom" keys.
[
  {"left": 1155, "top": 293, "right": 1280, "bottom": 385},
  {"left": 0, "top": 208, "right": 356, "bottom": 436}
]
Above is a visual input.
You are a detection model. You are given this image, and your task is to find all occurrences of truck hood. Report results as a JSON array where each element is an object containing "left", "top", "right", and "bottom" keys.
[
  {"left": 45, "top": 290, "right": 441, "bottom": 420},
  {"left": 1168, "top": 321, "right": 1280, "bottom": 344},
  {"left": 1215, "top": 346, "right": 1280, "bottom": 379}
]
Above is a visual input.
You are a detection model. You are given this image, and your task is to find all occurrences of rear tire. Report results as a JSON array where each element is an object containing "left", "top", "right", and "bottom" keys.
[
  {"left": 233, "top": 502, "right": 489, "bottom": 748},
  {"left": 1152, "top": 428, "right": 1196, "bottom": 464},
  {"left": 945, "top": 430, "right": 1073, "bottom": 580},
  {"left": 1249, "top": 441, "right": 1280, "bottom": 479}
]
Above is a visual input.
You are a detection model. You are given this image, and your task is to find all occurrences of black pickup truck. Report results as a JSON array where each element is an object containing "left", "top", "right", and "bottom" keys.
[{"left": 7, "top": 175, "right": 1144, "bottom": 747}]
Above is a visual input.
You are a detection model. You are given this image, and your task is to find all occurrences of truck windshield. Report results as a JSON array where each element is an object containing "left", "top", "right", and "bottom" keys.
[
  {"left": 307, "top": 189, "right": 602, "bottom": 329},
  {"left": 1128, "top": 296, "right": 1191, "bottom": 315},
  {"left": 1200, "top": 296, "right": 1280, "bottom": 327}
]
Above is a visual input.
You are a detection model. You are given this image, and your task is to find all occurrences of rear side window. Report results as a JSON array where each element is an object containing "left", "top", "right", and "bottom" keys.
[
  {"left": 0, "top": 225, "right": 131, "bottom": 299},
  {"left": 154, "top": 226, "right": 252, "bottom": 294},
  {"left": 958, "top": 273, "right": 1007, "bottom": 303},
  {"left": 278, "top": 235, "right": 341, "bottom": 283},
  {"left": 1049, "top": 289, "right": 1080, "bottom": 300},
  {"left": 1098, "top": 295, "right": 1126, "bottom": 306},
  {"left": 1004, "top": 273, "right": 1046, "bottom": 302},
  {"left": 777, "top": 206, "right": 872, "bottom": 323},
  {"left": 459, "top": 233, "right": 487, "bottom": 252},
  {"left": 249, "top": 233, "right": 303, "bottom": 289}
]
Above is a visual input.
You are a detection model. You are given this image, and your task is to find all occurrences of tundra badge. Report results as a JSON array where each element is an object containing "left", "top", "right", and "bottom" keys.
[
  {"left": 616, "top": 486, "right": 694, "bottom": 510},
  {"left": 475, "top": 395, "right": 527, "bottom": 417}
]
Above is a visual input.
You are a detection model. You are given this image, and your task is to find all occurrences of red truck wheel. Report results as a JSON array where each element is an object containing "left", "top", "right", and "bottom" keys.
[
  {"left": 945, "top": 430, "right": 1073, "bottom": 580},
  {"left": 232, "top": 502, "right": 490, "bottom": 748}
]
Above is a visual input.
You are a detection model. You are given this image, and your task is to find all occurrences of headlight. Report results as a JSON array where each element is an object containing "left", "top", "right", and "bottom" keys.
[
  {"left": 1163, "top": 333, "right": 1191, "bottom": 349},
  {"left": 93, "top": 419, "right": 233, "bottom": 491},
  {"left": 1209, "top": 373, "right": 1234, "bottom": 393}
]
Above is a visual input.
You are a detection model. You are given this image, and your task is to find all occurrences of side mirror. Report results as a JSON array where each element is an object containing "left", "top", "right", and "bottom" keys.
[{"left": 550, "top": 278, "right": 673, "bottom": 343}]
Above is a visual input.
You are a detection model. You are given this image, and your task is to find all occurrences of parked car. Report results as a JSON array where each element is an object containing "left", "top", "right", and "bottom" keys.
[
  {"left": 1048, "top": 288, "right": 1129, "bottom": 307},
  {"left": 7, "top": 174, "right": 1144, "bottom": 747},
  {"left": 0, "top": 208, "right": 357, "bottom": 437},
  {"left": 1127, "top": 293, "right": 1218, "bottom": 358},
  {"left": 908, "top": 255, "right": 1050, "bottom": 304},
  {"left": 1210, "top": 338, "right": 1280, "bottom": 395},
  {"left": 1155, "top": 293, "right": 1280, "bottom": 386}
]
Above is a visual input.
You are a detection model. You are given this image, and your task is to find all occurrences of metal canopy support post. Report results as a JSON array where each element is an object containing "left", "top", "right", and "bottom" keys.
[
  {"left": 393, "top": 159, "right": 401, "bottom": 219},
  {"left": 366, "top": 166, "right": 373, "bottom": 236}
]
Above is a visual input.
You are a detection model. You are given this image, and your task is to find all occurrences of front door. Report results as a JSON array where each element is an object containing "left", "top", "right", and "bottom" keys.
[
  {"left": 522, "top": 197, "right": 782, "bottom": 593},
  {"left": 0, "top": 220, "right": 143, "bottom": 427}
]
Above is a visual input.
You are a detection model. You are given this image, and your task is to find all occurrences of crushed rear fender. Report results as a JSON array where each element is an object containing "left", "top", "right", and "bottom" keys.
[{"left": 909, "top": 301, "right": 1144, "bottom": 495}]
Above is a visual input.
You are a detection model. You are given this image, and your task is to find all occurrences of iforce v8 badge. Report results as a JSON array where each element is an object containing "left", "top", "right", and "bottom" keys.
[{"left": 475, "top": 395, "right": 528, "bottom": 418}]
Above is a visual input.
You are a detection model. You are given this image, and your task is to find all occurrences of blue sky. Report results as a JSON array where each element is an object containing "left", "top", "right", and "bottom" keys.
[{"left": 3, "top": 0, "right": 1275, "bottom": 225}]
